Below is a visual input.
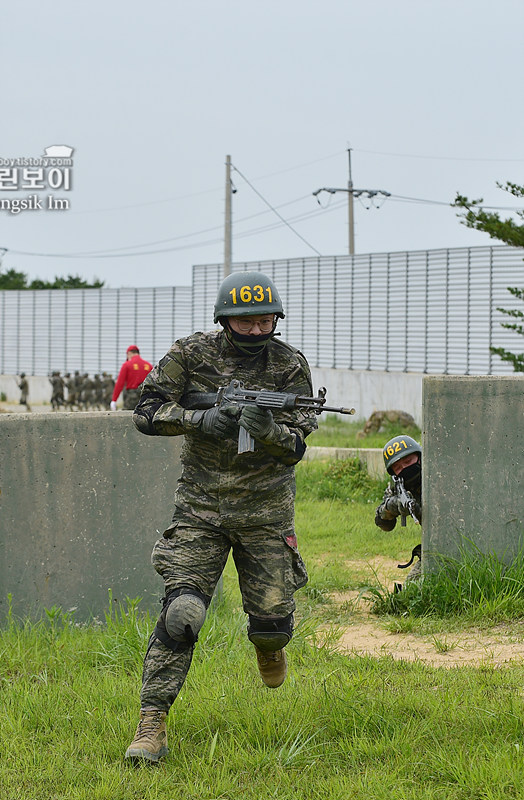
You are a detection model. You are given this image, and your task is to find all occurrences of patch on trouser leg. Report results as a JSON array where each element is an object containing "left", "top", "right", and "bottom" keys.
[{"left": 247, "top": 612, "right": 293, "bottom": 652}]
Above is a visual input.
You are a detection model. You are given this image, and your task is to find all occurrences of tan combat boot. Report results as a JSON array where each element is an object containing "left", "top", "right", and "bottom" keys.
[
  {"left": 254, "top": 646, "right": 287, "bottom": 688},
  {"left": 125, "top": 709, "right": 168, "bottom": 762}
]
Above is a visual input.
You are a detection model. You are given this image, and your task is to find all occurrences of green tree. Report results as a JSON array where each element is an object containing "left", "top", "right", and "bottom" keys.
[
  {"left": 454, "top": 181, "right": 524, "bottom": 371},
  {"left": 0, "top": 270, "right": 104, "bottom": 290},
  {"left": 0, "top": 268, "right": 28, "bottom": 289},
  {"left": 29, "top": 274, "right": 105, "bottom": 289}
]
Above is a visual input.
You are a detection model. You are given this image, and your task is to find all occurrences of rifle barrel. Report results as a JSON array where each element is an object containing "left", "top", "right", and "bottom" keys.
[{"left": 320, "top": 404, "right": 356, "bottom": 415}]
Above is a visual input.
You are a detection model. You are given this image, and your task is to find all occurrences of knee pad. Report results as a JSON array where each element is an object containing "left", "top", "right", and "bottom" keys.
[
  {"left": 165, "top": 593, "right": 207, "bottom": 643},
  {"left": 247, "top": 613, "right": 293, "bottom": 652},
  {"left": 154, "top": 588, "right": 209, "bottom": 652}
]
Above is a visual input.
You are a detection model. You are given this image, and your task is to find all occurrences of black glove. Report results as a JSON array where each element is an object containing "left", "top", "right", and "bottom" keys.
[
  {"left": 132, "top": 398, "right": 164, "bottom": 436},
  {"left": 193, "top": 403, "right": 239, "bottom": 439},
  {"left": 238, "top": 405, "right": 279, "bottom": 442},
  {"left": 376, "top": 495, "right": 399, "bottom": 521}
]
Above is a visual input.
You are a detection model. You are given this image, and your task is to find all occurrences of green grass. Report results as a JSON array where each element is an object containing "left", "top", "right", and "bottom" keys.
[
  {"left": 3, "top": 464, "right": 524, "bottom": 799},
  {"left": 296, "top": 456, "right": 389, "bottom": 504},
  {"left": 3, "top": 591, "right": 524, "bottom": 800},
  {"left": 309, "top": 414, "right": 421, "bottom": 450},
  {"left": 367, "top": 541, "right": 524, "bottom": 623}
]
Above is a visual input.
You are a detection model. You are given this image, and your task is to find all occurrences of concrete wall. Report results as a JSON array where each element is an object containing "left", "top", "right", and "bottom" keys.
[
  {"left": 0, "top": 412, "right": 182, "bottom": 622},
  {"left": 423, "top": 376, "right": 524, "bottom": 570},
  {"left": 1, "top": 368, "right": 424, "bottom": 424}
]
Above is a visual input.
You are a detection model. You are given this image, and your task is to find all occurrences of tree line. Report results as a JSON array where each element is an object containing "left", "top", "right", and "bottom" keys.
[{"left": 0, "top": 268, "right": 104, "bottom": 290}]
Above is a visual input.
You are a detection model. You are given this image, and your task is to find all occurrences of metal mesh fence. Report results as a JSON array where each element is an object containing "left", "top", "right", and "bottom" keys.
[
  {"left": 195, "top": 245, "right": 524, "bottom": 375},
  {"left": 0, "top": 285, "right": 192, "bottom": 376},
  {"left": 1, "top": 245, "right": 523, "bottom": 376}
]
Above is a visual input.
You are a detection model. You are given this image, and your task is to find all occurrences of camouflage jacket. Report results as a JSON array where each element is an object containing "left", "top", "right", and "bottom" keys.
[
  {"left": 133, "top": 330, "right": 318, "bottom": 528},
  {"left": 375, "top": 480, "right": 422, "bottom": 532}
]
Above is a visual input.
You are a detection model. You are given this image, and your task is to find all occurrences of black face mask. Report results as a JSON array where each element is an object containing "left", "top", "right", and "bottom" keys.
[
  {"left": 399, "top": 461, "right": 421, "bottom": 490},
  {"left": 224, "top": 324, "right": 275, "bottom": 356}
]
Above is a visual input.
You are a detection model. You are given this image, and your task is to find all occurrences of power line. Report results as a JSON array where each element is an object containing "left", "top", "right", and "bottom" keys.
[
  {"left": 388, "top": 193, "right": 523, "bottom": 210},
  {"left": 232, "top": 163, "right": 322, "bottom": 256},
  {"left": 355, "top": 148, "right": 524, "bottom": 163},
  {"left": 6, "top": 194, "right": 319, "bottom": 259},
  {"left": 68, "top": 151, "right": 343, "bottom": 216}
]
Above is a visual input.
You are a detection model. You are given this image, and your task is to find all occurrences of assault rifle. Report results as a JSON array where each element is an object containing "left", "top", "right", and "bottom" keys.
[
  {"left": 392, "top": 475, "right": 420, "bottom": 526},
  {"left": 182, "top": 378, "right": 356, "bottom": 453}
]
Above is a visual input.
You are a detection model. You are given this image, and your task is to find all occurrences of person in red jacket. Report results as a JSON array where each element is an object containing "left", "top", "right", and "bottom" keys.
[{"left": 110, "top": 345, "right": 153, "bottom": 411}]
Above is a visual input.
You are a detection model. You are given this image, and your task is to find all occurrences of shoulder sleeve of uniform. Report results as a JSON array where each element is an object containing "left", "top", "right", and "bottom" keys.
[{"left": 271, "top": 338, "right": 313, "bottom": 394}]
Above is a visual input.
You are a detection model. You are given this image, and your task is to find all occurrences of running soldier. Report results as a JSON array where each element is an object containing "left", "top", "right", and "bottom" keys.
[
  {"left": 49, "top": 371, "right": 65, "bottom": 411},
  {"left": 64, "top": 373, "right": 77, "bottom": 410},
  {"left": 125, "top": 271, "right": 318, "bottom": 763}
]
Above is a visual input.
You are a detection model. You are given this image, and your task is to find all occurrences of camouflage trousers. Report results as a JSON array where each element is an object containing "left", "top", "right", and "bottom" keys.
[
  {"left": 123, "top": 388, "right": 141, "bottom": 410},
  {"left": 140, "top": 519, "right": 308, "bottom": 711},
  {"left": 405, "top": 558, "right": 422, "bottom": 584}
]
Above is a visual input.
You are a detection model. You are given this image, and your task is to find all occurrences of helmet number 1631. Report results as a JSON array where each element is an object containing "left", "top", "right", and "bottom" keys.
[{"left": 229, "top": 285, "right": 273, "bottom": 304}]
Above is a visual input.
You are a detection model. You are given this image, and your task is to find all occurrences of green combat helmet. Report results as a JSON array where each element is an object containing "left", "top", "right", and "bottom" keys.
[
  {"left": 213, "top": 271, "right": 285, "bottom": 323},
  {"left": 383, "top": 435, "right": 422, "bottom": 475}
]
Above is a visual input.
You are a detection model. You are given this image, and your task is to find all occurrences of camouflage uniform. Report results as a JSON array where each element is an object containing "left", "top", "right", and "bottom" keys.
[
  {"left": 64, "top": 373, "right": 77, "bottom": 409},
  {"left": 49, "top": 372, "right": 65, "bottom": 410},
  {"left": 133, "top": 329, "right": 317, "bottom": 711},
  {"left": 123, "top": 387, "right": 142, "bottom": 410},
  {"left": 102, "top": 373, "right": 115, "bottom": 409},
  {"left": 18, "top": 374, "right": 30, "bottom": 411},
  {"left": 375, "top": 480, "right": 422, "bottom": 583}
]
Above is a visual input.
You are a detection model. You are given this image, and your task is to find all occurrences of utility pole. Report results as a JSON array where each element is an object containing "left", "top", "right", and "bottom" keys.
[
  {"left": 313, "top": 151, "right": 390, "bottom": 256},
  {"left": 347, "top": 148, "right": 355, "bottom": 256},
  {"left": 224, "top": 155, "right": 232, "bottom": 278}
]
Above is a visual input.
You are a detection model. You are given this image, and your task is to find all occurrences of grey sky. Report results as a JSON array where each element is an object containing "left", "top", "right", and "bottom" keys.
[{"left": 1, "top": 0, "right": 523, "bottom": 288}]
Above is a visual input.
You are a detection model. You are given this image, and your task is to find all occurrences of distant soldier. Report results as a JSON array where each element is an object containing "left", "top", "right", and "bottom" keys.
[
  {"left": 93, "top": 374, "right": 105, "bottom": 410},
  {"left": 78, "top": 373, "right": 92, "bottom": 411},
  {"left": 18, "top": 372, "right": 31, "bottom": 412},
  {"left": 49, "top": 371, "right": 65, "bottom": 411},
  {"left": 110, "top": 345, "right": 152, "bottom": 411},
  {"left": 102, "top": 372, "right": 115, "bottom": 409},
  {"left": 73, "top": 370, "right": 83, "bottom": 405},
  {"left": 85, "top": 374, "right": 97, "bottom": 410},
  {"left": 64, "top": 373, "right": 77, "bottom": 410}
]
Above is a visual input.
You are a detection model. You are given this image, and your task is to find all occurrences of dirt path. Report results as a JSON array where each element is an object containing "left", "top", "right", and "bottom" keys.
[{"left": 331, "top": 557, "right": 524, "bottom": 668}]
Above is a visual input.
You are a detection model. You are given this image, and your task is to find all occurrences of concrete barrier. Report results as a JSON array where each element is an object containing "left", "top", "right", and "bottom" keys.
[
  {"left": 0, "top": 412, "right": 182, "bottom": 622},
  {"left": 423, "top": 376, "right": 524, "bottom": 571}
]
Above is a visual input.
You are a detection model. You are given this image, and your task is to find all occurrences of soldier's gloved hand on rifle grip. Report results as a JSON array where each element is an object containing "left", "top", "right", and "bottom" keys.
[
  {"left": 193, "top": 402, "right": 239, "bottom": 439},
  {"left": 380, "top": 496, "right": 400, "bottom": 520},
  {"left": 238, "top": 405, "right": 280, "bottom": 443}
]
